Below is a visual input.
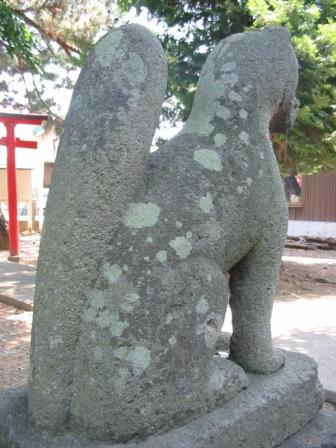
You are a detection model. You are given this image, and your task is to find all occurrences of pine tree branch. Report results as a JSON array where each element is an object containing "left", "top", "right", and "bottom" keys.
[
  {"left": 31, "top": 74, "right": 61, "bottom": 120},
  {"left": 13, "top": 8, "right": 81, "bottom": 57},
  {"left": 19, "top": 65, "right": 34, "bottom": 110},
  {"left": 18, "top": 0, "right": 48, "bottom": 14},
  {"left": 40, "top": 34, "right": 66, "bottom": 64}
]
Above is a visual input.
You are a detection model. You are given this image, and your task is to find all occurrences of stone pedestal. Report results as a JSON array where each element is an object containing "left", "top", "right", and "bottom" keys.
[{"left": 0, "top": 352, "right": 323, "bottom": 448}]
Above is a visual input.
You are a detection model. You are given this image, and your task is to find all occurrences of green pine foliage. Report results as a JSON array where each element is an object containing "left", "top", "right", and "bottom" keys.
[
  {"left": 0, "top": 0, "right": 41, "bottom": 71},
  {"left": 118, "top": 0, "right": 336, "bottom": 174}
]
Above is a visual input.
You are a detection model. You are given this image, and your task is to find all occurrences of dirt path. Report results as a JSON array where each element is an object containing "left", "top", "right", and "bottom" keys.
[
  {"left": 276, "top": 248, "right": 336, "bottom": 302},
  {"left": 0, "top": 302, "right": 32, "bottom": 389}
]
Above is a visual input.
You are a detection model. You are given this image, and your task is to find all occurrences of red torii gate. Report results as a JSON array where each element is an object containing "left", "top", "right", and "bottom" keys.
[{"left": 0, "top": 112, "right": 48, "bottom": 261}]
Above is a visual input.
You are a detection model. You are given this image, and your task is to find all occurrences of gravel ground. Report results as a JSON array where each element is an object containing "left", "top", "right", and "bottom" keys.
[
  {"left": 0, "top": 234, "right": 40, "bottom": 267},
  {"left": 0, "top": 302, "right": 32, "bottom": 389}
]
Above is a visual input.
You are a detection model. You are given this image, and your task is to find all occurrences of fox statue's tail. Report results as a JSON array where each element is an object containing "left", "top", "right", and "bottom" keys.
[{"left": 28, "top": 24, "right": 167, "bottom": 430}]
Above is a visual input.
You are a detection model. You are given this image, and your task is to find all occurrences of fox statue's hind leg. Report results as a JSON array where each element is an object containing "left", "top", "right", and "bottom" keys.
[
  {"left": 229, "top": 228, "right": 286, "bottom": 374},
  {"left": 71, "top": 255, "right": 248, "bottom": 441}
]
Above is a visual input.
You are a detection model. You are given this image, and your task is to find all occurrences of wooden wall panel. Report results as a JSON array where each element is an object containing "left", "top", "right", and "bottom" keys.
[{"left": 289, "top": 173, "right": 336, "bottom": 222}]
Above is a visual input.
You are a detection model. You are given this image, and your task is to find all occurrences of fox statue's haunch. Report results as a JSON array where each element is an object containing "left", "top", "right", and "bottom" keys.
[{"left": 29, "top": 25, "right": 298, "bottom": 442}]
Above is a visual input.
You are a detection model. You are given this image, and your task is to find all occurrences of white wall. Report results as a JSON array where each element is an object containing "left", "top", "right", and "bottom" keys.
[{"left": 288, "top": 220, "right": 336, "bottom": 238}]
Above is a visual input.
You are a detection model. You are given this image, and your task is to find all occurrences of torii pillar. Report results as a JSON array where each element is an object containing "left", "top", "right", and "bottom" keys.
[{"left": 0, "top": 112, "right": 48, "bottom": 262}]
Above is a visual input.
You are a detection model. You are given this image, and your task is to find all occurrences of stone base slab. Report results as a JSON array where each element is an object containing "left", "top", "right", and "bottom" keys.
[
  {"left": 279, "top": 410, "right": 336, "bottom": 448},
  {"left": 0, "top": 351, "right": 323, "bottom": 448}
]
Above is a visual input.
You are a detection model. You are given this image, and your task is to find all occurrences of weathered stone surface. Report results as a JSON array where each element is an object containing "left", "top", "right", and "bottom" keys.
[
  {"left": 279, "top": 410, "right": 336, "bottom": 448},
  {"left": 25, "top": 24, "right": 311, "bottom": 444},
  {"left": 69, "top": 26, "right": 299, "bottom": 441},
  {"left": 0, "top": 353, "right": 324, "bottom": 448},
  {"left": 28, "top": 24, "right": 167, "bottom": 431}
]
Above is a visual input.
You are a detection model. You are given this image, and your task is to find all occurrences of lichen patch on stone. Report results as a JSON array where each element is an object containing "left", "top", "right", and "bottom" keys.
[
  {"left": 229, "top": 90, "right": 242, "bottom": 102},
  {"left": 90, "top": 291, "right": 106, "bottom": 310},
  {"left": 222, "top": 62, "right": 236, "bottom": 72},
  {"left": 216, "top": 105, "right": 231, "bottom": 120},
  {"left": 214, "top": 133, "right": 227, "bottom": 147},
  {"left": 102, "top": 263, "right": 122, "bottom": 284},
  {"left": 196, "top": 296, "right": 209, "bottom": 314},
  {"left": 193, "top": 149, "right": 222, "bottom": 172},
  {"left": 121, "top": 292, "right": 140, "bottom": 313},
  {"left": 49, "top": 335, "right": 63, "bottom": 349},
  {"left": 165, "top": 313, "right": 174, "bottom": 324},
  {"left": 123, "top": 53, "right": 147, "bottom": 86},
  {"left": 94, "top": 347, "right": 103, "bottom": 361},
  {"left": 199, "top": 193, "right": 214, "bottom": 214},
  {"left": 127, "top": 346, "right": 151, "bottom": 375},
  {"left": 123, "top": 202, "right": 161, "bottom": 228},
  {"left": 239, "top": 109, "right": 248, "bottom": 119},
  {"left": 110, "top": 319, "right": 129, "bottom": 337},
  {"left": 96, "top": 30, "right": 122, "bottom": 67},
  {"left": 221, "top": 72, "right": 238, "bottom": 87},
  {"left": 83, "top": 307, "right": 97, "bottom": 322},
  {"left": 114, "top": 347, "right": 128, "bottom": 360},
  {"left": 239, "top": 131, "right": 249, "bottom": 145},
  {"left": 169, "top": 233, "right": 193, "bottom": 259},
  {"left": 113, "top": 345, "right": 153, "bottom": 381},
  {"left": 169, "top": 335, "right": 177, "bottom": 346},
  {"left": 94, "top": 308, "right": 129, "bottom": 337},
  {"left": 156, "top": 250, "right": 168, "bottom": 263},
  {"left": 204, "top": 219, "right": 221, "bottom": 242},
  {"left": 115, "top": 367, "right": 129, "bottom": 391}
]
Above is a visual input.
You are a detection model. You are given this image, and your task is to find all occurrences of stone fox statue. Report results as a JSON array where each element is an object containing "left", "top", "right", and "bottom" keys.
[{"left": 29, "top": 25, "right": 298, "bottom": 442}]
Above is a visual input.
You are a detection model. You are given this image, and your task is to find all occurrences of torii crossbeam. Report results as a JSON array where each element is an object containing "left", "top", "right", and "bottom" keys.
[{"left": 0, "top": 112, "right": 48, "bottom": 261}]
